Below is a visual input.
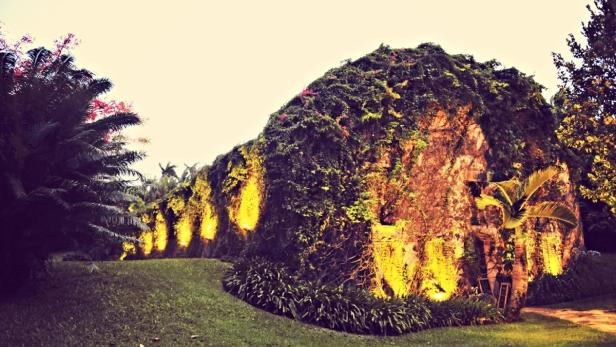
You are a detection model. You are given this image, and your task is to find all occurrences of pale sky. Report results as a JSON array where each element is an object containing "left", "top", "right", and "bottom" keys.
[{"left": 0, "top": 0, "right": 590, "bottom": 177}]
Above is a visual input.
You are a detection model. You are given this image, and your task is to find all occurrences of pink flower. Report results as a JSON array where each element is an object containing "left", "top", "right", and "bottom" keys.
[
  {"left": 52, "top": 33, "right": 79, "bottom": 57},
  {"left": 278, "top": 113, "right": 289, "bottom": 122},
  {"left": 93, "top": 99, "right": 108, "bottom": 109},
  {"left": 389, "top": 52, "right": 398, "bottom": 62},
  {"left": 299, "top": 88, "right": 319, "bottom": 97}
]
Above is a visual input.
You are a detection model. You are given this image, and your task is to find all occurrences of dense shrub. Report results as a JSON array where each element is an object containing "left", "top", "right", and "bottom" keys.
[
  {"left": 222, "top": 258, "right": 503, "bottom": 335},
  {"left": 527, "top": 252, "right": 616, "bottom": 306},
  {"left": 427, "top": 298, "right": 502, "bottom": 328}
]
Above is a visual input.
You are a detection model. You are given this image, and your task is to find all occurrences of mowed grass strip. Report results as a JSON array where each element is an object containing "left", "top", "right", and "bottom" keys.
[{"left": 1, "top": 259, "right": 615, "bottom": 347}]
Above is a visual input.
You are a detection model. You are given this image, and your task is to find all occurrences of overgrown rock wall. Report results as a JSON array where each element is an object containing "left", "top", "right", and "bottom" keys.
[{"left": 125, "top": 44, "right": 583, "bottom": 300}]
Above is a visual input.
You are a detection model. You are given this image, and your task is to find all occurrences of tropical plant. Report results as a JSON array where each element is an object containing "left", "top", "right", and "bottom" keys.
[
  {"left": 130, "top": 175, "right": 178, "bottom": 207},
  {"left": 127, "top": 163, "right": 199, "bottom": 215},
  {"left": 159, "top": 162, "right": 178, "bottom": 179},
  {"left": 0, "top": 36, "right": 144, "bottom": 295},
  {"left": 475, "top": 166, "right": 578, "bottom": 319}
]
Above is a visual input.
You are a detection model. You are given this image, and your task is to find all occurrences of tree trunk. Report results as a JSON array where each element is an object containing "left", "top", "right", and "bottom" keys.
[
  {"left": 507, "top": 228, "right": 528, "bottom": 320},
  {"left": 483, "top": 240, "right": 498, "bottom": 296}
]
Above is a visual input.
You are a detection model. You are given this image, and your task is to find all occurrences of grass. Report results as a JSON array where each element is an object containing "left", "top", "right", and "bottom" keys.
[{"left": 0, "top": 259, "right": 615, "bottom": 347}]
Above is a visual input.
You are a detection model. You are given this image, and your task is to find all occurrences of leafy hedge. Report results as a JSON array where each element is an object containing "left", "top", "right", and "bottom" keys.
[
  {"left": 222, "top": 258, "right": 503, "bottom": 335},
  {"left": 527, "top": 252, "right": 616, "bottom": 306}
]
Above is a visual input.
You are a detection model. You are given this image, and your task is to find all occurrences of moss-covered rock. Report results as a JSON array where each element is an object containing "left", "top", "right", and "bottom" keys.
[{"left": 128, "top": 44, "right": 583, "bottom": 299}]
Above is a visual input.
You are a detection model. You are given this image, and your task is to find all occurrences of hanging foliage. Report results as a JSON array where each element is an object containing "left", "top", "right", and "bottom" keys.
[{"left": 128, "top": 44, "right": 582, "bottom": 300}]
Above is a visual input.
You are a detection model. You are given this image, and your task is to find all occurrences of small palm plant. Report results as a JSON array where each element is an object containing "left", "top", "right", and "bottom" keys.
[{"left": 475, "top": 166, "right": 577, "bottom": 320}]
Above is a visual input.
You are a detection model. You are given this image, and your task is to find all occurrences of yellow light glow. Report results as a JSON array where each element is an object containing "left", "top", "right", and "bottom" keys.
[
  {"left": 431, "top": 291, "right": 447, "bottom": 301},
  {"left": 140, "top": 230, "right": 154, "bottom": 256},
  {"left": 228, "top": 146, "right": 264, "bottom": 237},
  {"left": 168, "top": 195, "right": 186, "bottom": 216},
  {"left": 120, "top": 241, "right": 136, "bottom": 260},
  {"left": 421, "top": 237, "right": 459, "bottom": 301},
  {"left": 154, "top": 212, "right": 168, "bottom": 253},
  {"left": 187, "top": 174, "right": 219, "bottom": 243},
  {"left": 141, "top": 213, "right": 153, "bottom": 225},
  {"left": 200, "top": 202, "right": 218, "bottom": 241},
  {"left": 176, "top": 214, "right": 193, "bottom": 249},
  {"left": 236, "top": 174, "right": 261, "bottom": 232},
  {"left": 541, "top": 232, "right": 563, "bottom": 275},
  {"left": 371, "top": 223, "right": 416, "bottom": 298}
]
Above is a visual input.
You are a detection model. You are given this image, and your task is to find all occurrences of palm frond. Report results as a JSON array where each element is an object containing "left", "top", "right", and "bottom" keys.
[
  {"left": 0, "top": 52, "right": 16, "bottom": 79},
  {"left": 527, "top": 201, "right": 578, "bottom": 227},
  {"left": 27, "top": 47, "right": 52, "bottom": 72},
  {"left": 475, "top": 194, "right": 503, "bottom": 210},
  {"left": 519, "top": 166, "right": 560, "bottom": 206},
  {"left": 22, "top": 187, "right": 70, "bottom": 211},
  {"left": 83, "top": 113, "right": 141, "bottom": 133},
  {"left": 503, "top": 207, "right": 527, "bottom": 229},
  {"left": 86, "top": 78, "right": 113, "bottom": 97},
  {"left": 100, "top": 165, "right": 144, "bottom": 180},
  {"left": 71, "top": 201, "right": 125, "bottom": 216},
  {"left": 83, "top": 223, "right": 140, "bottom": 243},
  {"left": 493, "top": 180, "right": 520, "bottom": 205},
  {"left": 58, "top": 178, "right": 98, "bottom": 200},
  {"left": 69, "top": 68, "right": 94, "bottom": 81}
]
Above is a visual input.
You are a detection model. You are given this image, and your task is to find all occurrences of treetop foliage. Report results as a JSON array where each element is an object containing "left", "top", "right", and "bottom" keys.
[{"left": 554, "top": 0, "right": 616, "bottom": 214}]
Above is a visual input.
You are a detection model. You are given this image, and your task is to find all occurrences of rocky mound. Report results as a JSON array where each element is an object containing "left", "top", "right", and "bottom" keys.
[{"left": 125, "top": 44, "right": 583, "bottom": 300}]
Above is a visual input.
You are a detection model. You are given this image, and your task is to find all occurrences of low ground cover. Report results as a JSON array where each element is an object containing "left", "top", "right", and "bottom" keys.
[
  {"left": 1, "top": 259, "right": 615, "bottom": 346},
  {"left": 222, "top": 257, "right": 503, "bottom": 335}
]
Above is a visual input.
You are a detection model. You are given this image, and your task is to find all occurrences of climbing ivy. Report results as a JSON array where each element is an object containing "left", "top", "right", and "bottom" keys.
[
  {"left": 130, "top": 44, "right": 564, "bottom": 291},
  {"left": 249, "top": 44, "right": 561, "bottom": 284}
]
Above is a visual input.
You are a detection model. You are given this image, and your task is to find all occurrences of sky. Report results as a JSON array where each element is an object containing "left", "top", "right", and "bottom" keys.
[{"left": 0, "top": 0, "right": 590, "bottom": 177}]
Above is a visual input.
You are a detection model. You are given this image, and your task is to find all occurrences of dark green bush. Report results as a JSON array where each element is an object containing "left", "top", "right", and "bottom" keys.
[
  {"left": 427, "top": 298, "right": 503, "bottom": 328},
  {"left": 222, "top": 258, "right": 503, "bottom": 335},
  {"left": 527, "top": 252, "right": 616, "bottom": 306}
]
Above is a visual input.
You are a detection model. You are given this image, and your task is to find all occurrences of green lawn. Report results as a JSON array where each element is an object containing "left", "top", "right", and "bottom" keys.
[{"left": 1, "top": 259, "right": 615, "bottom": 347}]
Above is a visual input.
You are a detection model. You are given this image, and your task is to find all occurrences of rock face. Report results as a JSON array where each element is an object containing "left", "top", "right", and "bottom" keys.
[{"left": 126, "top": 44, "right": 583, "bottom": 300}]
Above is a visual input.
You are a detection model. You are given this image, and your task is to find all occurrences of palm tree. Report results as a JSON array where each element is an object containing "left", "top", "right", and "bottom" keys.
[
  {"left": 159, "top": 162, "right": 179, "bottom": 179},
  {"left": 0, "top": 47, "right": 145, "bottom": 294},
  {"left": 475, "top": 166, "right": 577, "bottom": 320}
]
